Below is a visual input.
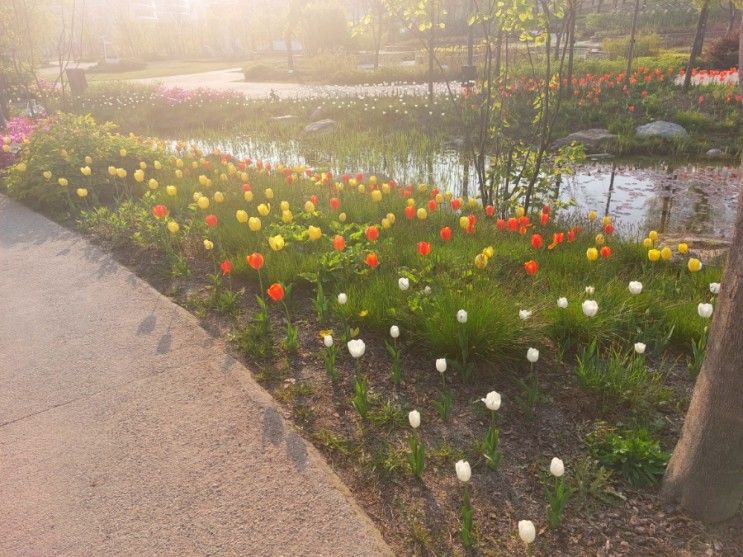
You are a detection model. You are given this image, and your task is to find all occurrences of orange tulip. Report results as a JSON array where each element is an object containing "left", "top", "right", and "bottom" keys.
[
  {"left": 246, "top": 252, "right": 264, "bottom": 271},
  {"left": 267, "top": 282, "right": 285, "bottom": 302}
]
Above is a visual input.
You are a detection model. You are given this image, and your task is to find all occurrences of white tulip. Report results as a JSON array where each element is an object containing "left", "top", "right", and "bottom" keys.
[
  {"left": 347, "top": 338, "right": 366, "bottom": 358},
  {"left": 628, "top": 281, "right": 643, "bottom": 295},
  {"left": 582, "top": 300, "right": 599, "bottom": 317},
  {"left": 455, "top": 459, "right": 471, "bottom": 482},
  {"left": 585, "top": 286, "right": 595, "bottom": 296},
  {"left": 518, "top": 520, "right": 536, "bottom": 544},
  {"left": 424, "top": 286, "right": 432, "bottom": 295},
  {"left": 519, "top": 309, "right": 532, "bottom": 321},
  {"left": 408, "top": 409, "right": 420, "bottom": 429},
  {"left": 709, "top": 282, "right": 720, "bottom": 295},
  {"left": 435, "top": 358, "right": 447, "bottom": 373},
  {"left": 526, "top": 347, "right": 540, "bottom": 363},
  {"left": 390, "top": 325, "right": 400, "bottom": 339},
  {"left": 337, "top": 292, "right": 348, "bottom": 304},
  {"left": 481, "top": 391, "right": 501, "bottom": 411},
  {"left": 549, "top": 457, "right": 565, "bottom": 477},
  {"left": 456, "top": 309, "right": 468, "bottom": 323},
  {"left": 697, "top": 303, "right": 714, "bottom": 319},
  {"left": 323, "top": 335, "right": 333, "bottom": 348},
  {"left": 398, "top": 277, "right": 410, "bottom": 291},
  {"left": 634, "top": 342, "right": 646, "bottom": 354},
  {"left": 557, "top": 297, "right": 568, "bottom": 309}
]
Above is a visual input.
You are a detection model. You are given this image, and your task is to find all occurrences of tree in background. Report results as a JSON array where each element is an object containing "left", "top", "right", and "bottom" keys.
[
  {"left": 682, "top": 0, "right": 711, "bottom": 90},
  {"left": 662, "top": 13, "right": 743, "bottom": 522}
]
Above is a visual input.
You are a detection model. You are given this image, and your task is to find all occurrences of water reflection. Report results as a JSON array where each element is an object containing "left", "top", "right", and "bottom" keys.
[{"left": 194, "top": 137, "right": 738, "bottom": 238}]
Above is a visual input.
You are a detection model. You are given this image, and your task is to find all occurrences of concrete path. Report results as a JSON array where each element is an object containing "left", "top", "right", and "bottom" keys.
[{"left": 0, "top": 195, "right": 392, "bottom": 556}]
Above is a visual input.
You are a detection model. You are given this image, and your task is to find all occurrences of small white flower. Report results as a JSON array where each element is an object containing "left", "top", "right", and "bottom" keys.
[
  {"left": 585, "top": 286, "right": 595, "bottom": 296},
  {"left": 398, "top": 277, "right": 410, "bottom": 291},
  {"left": 526, "top": 347, "right": 539, "bottom": 363},
  {"left": 424, "top": 285, "right": 432, "bottom": 295},
  {"left": 337, "top": 292, "right": 348, "bottom": 305},
  {"left": 582, "top": 300, "right": 599, "bottom": 317},
  {"left": 709, "top": 282, "right": 720, "bottom": 295},
  {"left": 408, "top": 409, "right": 420, "bottom": 429},
  {"left": 550, "top": 457, "right": 565, "bottom": 477},
  {"left": 697, "top": 303, "right": 714, "bottom": 319},
  {"left": 323, "top": 335, "right": 333, "bottom": 348},
  {"left": 634, "top": 342, "right": 646, "bottom": 354},
  {"left": 390, "top": 325, "right": 400, "bottom": 339},
  {"left": 435, "top": 358, "right": 447, "bottom": 373},
  {"left": 455, "top": 459, "right": 471, "bottom": 482},
  {"left": 519, "top": 309, "right": 532, "bottom": 321},
  {"left": 518, "top": 520, "right": 536, "bottom": 544},
  {"left": 481, "top": 391, "right": 501, "bottom": 411},
  {"left": 628, "top": 281, "right": 643, "bottom": 295},
  {"left": 347, "top": 338, "right": 366, "bottom": 358},
  {"left": 456, "top": 309, "right": 468, "bottom": 323},
  {"left": 557, "top": 297, "right": 568, "bottom": 309}
]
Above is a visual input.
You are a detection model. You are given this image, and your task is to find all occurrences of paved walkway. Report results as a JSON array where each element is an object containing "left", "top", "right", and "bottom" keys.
[{"left": 0, "top": 195, "right": 391, "bottom": 556}]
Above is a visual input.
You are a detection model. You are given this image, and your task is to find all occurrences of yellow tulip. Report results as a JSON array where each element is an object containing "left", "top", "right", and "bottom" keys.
[
  {"left": 244, "top": 190, "right": 254, "bottom": 202},
  {"left": 214, "top": 191, "right": 225, "bottom": 203},
  {"left": 134, "top": 169, "right": 145, "bottom": 183},
  {"left": 154, "top": 160, "right": 162, "bottom": 170},
  {"left": 198, "top": 175, "right": 208, "bottom": 187},
  {"left": 386, "top": 212, "right": 396, "bottom": 224},
  {"left": 193, "top": 191, "right": 202, "bottom": 202},
  {"left": 586, "top": 247, "right": 599, "bottom": 262},
  {"left": 139, "top": 161, "right": 147, "bottom": 170},
  {"left": 197, "top": 196, "right": 210, "bottom": 210},
  {"left": 84, "top": 155, "right": 93, "bottom": 165},
  {"left": 192, "top": 161, "right": 199, "bottom": 169},
  {"left": 602, "top": 215, "right": 612, "bottom": 226},
  {"left": 203, "top": 239, "right": 214, "bottom": 250},
  {"left": 108, "top": 166, "right": 116, "bottom": 176},
  {"left": 444, "top": 191, "right": 453, "bottom": 201},
  {"left": 16, "top": 162, "right": 26, "bottom": 173},
  {"left": 257, "top": 203, "right": 270, "bottom": 216},
  {"left": 58, "top": 177, "right": 68, "bottom": 187},
  {"left": 282, "top": 210, "right": 294, "bottom": 223},
  {"left": 76, "top": 188, "right": 88, "bottom": 198},
  {"left": 166, "top": 185, "right": 177, "bottom": 196},
  {"left": 406, "top": 198, "right": 416, "bottom": 207},
  {"left": 660, "top": 246, "right": 672, "bottom": 261},
  {"left": 371, "top": 190, "right": 382, "bottom": 202},
  {"left": 219, "top": 173, "right": 228, "bottom": 182},
  {"left": 483, "top": 246, "right": 494, "bottom": 258},
  {"left": 339, "top": 212, "right": 347, "bottom": 222},
  {"left": 167, "top": 221, "right": 180, "bottom": 234},
  {"left": 307, "top": 225, "right": 322, "bottom": 241},
  {"left": 515, "top": 206, "right": 525, "bottom": 218},
  {"left": 304, "top": 200, "right": 316, "bottom": 213},
  {"left": 1, "top": 135, "right": 10, "bottom": 145},
  {"left": 43, "top": 170, "right": 52, "bottom": 180},
  {"left": 236, "top": 210, "right": 248, "bottom": 223},
  {"left": 148, "top": 178, "right": 159, "bottom": 190},
  {"left": 678, "top": 242, "right": 689, "bottom": 254},
  {"left": 435, "top": 193, "right": 443, "bottom": 204},
  {"left": 588, "top": 210, "right": 597, "bottom": 221},
  {"left": 642, "top": 237, "right": 653, "bottom": 248},
  {"left": 349, "top": 178, "right": 357, "bottom": 187},
  {"left": 176, "top": 158, "right": 184, "bottom": 168},
  {"left": 381, "top": 182, "right": 390, "bottom": 194},
  {"left": 116, "top": 168, "right": 127, "bottom": 179},
  {"left": 687, "top": 258, "right": 702, "bottom": 272},
  {"left": 264, "top": 188, "right": 274, "bottom": 199},
  {"left": 417, "top": 183, "right": 428, "bottom": 193},
  {"left": 240, "top": 172, "right": 248, "bottom": 182},
  {"left": 648, "top": 249, "right": 661, "bottom": 262},
  {"left": 474, "top": 253, "right": 489, "bottom": 269},
  {"left": 268, "top": 234, "right": 285, "bottom": 251},
  {"left": 417, "top": 208, "right": 428, "bottom": 220},
  {"left": 280, "top": 200, "right": 290, "bottom": 211},
  {"left": 1, "top": 144, "right": 9, "bottom": 153},
  {"left": 336, "top": 181, "right": 344, "bottom": 191},
  {"left": 468, "top": 197, "right": 478, "bottom": 208},
  {"left": 595, "top": 234, "right": 605, "bottom": 246},
  {"left": 369, "top": 175, "right": 378, "bottom": 185},
  {"left": 357, "top": 184, "right": 366, "bottom": 194},
  {"left": 648, "top": 230, "right": 658, "bottom": 241},
  {"left": 248, "top": 217, "right": 262, "bottom": 232},
  {"left": 459, "top": 215, "right": 470, "bottom": 230},
  {"left": 175, "top": 169, "right": 183, "bottom": 179},
  {"left": 80, "top": 166, "right": 91, "bottom": 176},
  {"left": 381, "top": 217, "right": 391, "bottom": 229},
  {"left": 119, "top": 148, "right": 127, "bottom": 157}
]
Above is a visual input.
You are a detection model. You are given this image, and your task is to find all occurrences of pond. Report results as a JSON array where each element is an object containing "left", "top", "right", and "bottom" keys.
[{"left": 191, "top": 136, "right": 739, "bottom": 239}]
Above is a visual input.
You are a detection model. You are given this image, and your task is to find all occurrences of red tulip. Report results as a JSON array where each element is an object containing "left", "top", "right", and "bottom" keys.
[
  {"left": 541, "top": 205, "right": 550, "bottom": 215},
  {"left": 310, "top": 195, "right": 318, "bottom": 205},
  {"left": 600, "top": 246, "right": 612, "bottom": 258},
  {"left": 365, "top": 225, "right": 379, "bottom": 242},
  {"left": 567, "top": 229, "right": 577, "bottom": 242},
  {"left": 242, "top": 183, "right": 251, "bottom": 192},
  {"left": 485, "top": 205, "right": 495, "bottom": 217},
  {"left": 604, "top": 223, "right": 614, "bottom": 235},
  {"left": 524, "top": 260, "right": 539, "bottom": 275},
  {"left": 152, "top": 204, "right": 168, "bottom": 219},
  {"left": 246, "top": 252, "right": 264, "bottom": 271},
  {"left": 365, "top": 252, "right": 379, "bottom": 268},
  {"left": 496, "top": 218, "right": 506, "bottom": 230},
  {"left": 540, "top": 212, "right": 549, "bottom": 225},
  {"left": 417, "top": 241, "right": 432, "bottom": 256},
  {"left": 267, "top": 282, "right": 285, "bottom": 302},
  {"left": 205, "top": 214, "right": 219, "bottom": 228},
  {"left": 531, "top": 234, "right": 544, "bottom": 249},
  {"left": 507, "top": 217, "right": 518, "bottom": 231},
  {"left": 220, "top": 259, "right": 233, "bottom": 276},
  {"left": 332, "top": 234, "right": 346, "bottom": 251},
  {"left": 451, "top": 198, "right": 462, "bottom": 211},
  {"left": 355, "top": 172, "right": 364, "bottom": 183},
  {"left": 404, "top": 206, "right": 415, "bottom": 220},
  {"left": 440, "top": 226, "right": 452, "bottom": 241},
  {"left": 330, "top": 197, "right": 340, "bottom": 210},
  {"left": 427, "top": 199, "right": 437, "bottom": 211},
  {"left": 466, "top": 214, "right": 476, "bottom": 234}
]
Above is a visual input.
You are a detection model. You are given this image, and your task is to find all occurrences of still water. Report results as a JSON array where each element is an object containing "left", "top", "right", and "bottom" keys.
[{"left": 194, "top": 137, "right": 739, "bottom": 239}]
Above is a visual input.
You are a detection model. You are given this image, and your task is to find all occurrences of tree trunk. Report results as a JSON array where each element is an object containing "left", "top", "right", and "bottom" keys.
[
  {"left": 624, "top": 0, "right": 641, "bottom": 86},
  {"left": 566, "top": 6, "right": 576, "bottom": 96},
  {"left": 428, "top": 0, "right": 436, "bottom": 105},
  {"left": 662, "top": 34, "right": 743, "bottom": 521},
  {"left": 683, "top": 0, "right": 710, "bottom": 91}
]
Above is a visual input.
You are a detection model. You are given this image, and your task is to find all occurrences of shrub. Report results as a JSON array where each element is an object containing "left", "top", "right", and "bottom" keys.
[
  {"left": 88, "top": 58, "right": 147, "bottom": 73},
  {"left": 585, "top": 423, "right": 670, "bottom": 486},
  {"left": 602, "top": 34, "right": 662, "bottom": 60},
  {"left": 703, "top": 34, "right": 739, "bottom": 70}
]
